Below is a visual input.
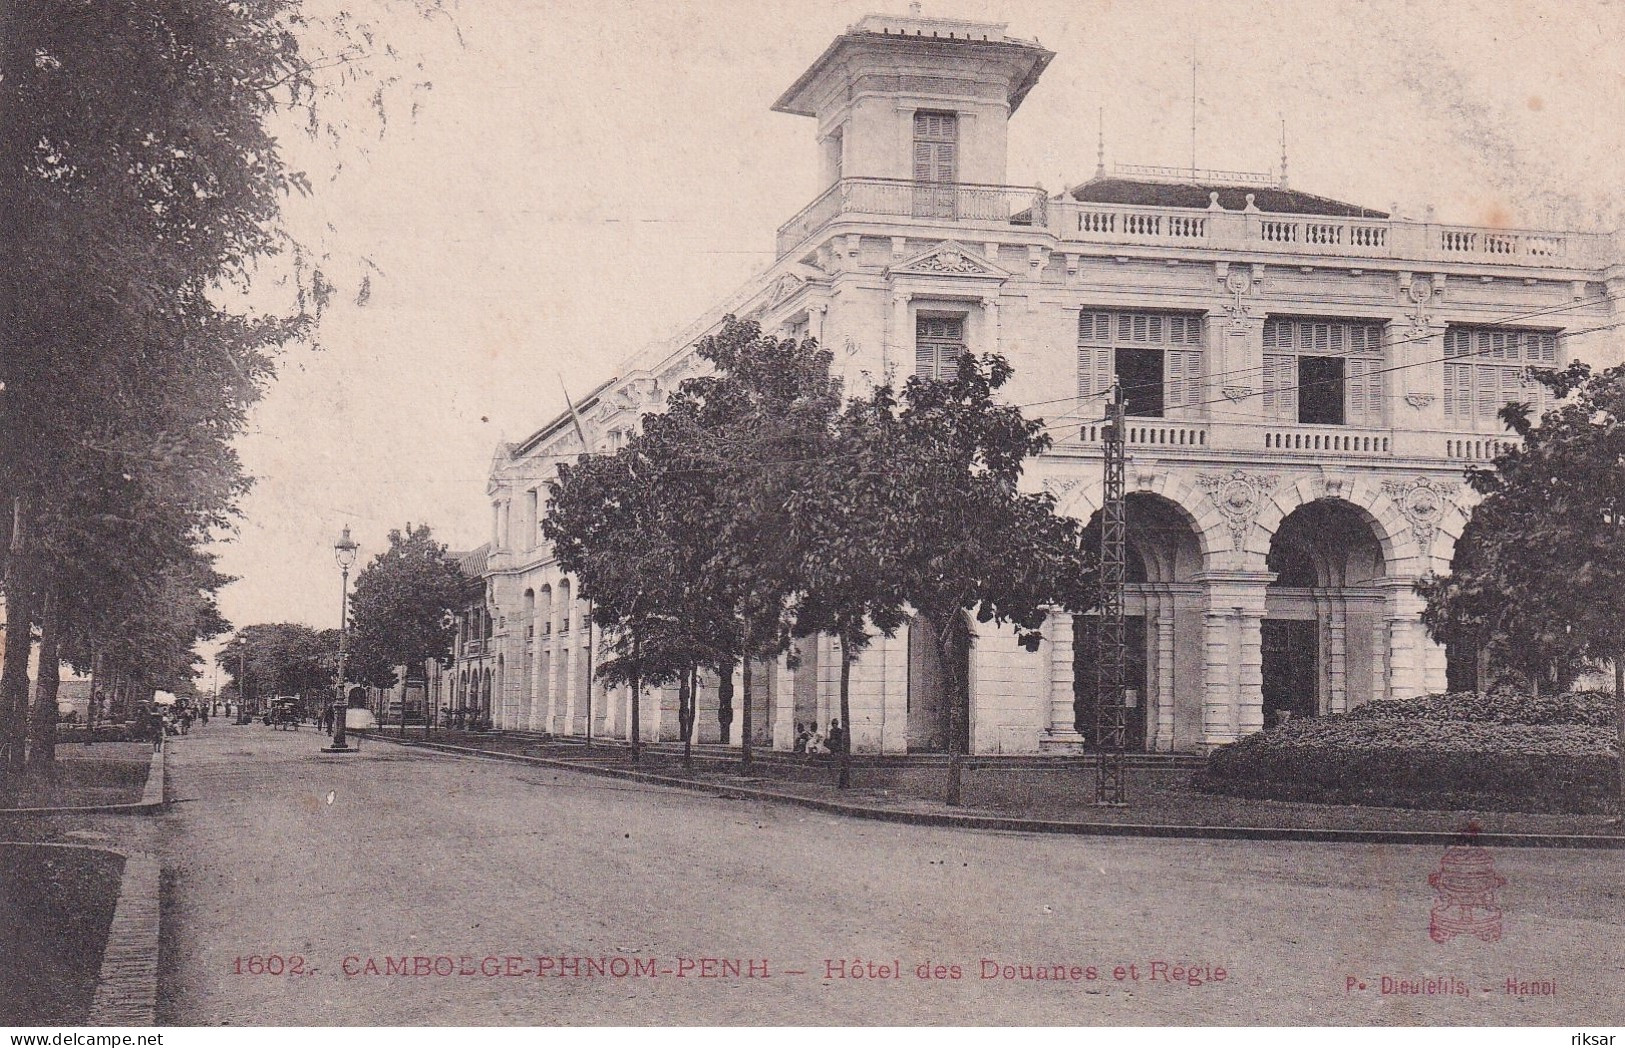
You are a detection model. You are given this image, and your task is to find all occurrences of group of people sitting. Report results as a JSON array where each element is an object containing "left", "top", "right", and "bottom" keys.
[{"left": 793, "top": 719, "right": 845, "bottom": 757}]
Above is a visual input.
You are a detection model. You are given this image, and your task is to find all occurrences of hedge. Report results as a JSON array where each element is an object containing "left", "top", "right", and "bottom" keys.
[
  {"left": 1197, "top": 716, "right": 1618, "bottom": 814},
  {"left": 1346, "top": 689, "right": 1616, "bottom": 729}
]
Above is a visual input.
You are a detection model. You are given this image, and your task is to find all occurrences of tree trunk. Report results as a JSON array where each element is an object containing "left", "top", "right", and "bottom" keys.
[
  {"left": 931, "top": 611, "right": 967, "bottom": 808},
  {"left": 740, "top": 656, "right": 754, "bottom": 773},
  {"left": 838, "top": 637, "right": 853, "bottom": 790},
  {"left": 678, "top": 667, "right": 694, "bottom": 772},
  {"left": 1, "top": 504, "right": 35, "bottom": 785},
  {"left": 628, "top": 633, "right": 641, "bottom": 765},
  {"left": 27, "top": 577, "right": 60, "bottom": 767},
  {"left": 1615, "top": 656, "right": 1623, "bottom": 824},
  {"left": 716, "top": 658, "right": 734, "bottom": 745}
]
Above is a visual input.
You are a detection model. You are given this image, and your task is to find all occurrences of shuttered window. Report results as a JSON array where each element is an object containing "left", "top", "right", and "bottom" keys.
[
  {"left": 916, "top": 315, "right": 965, "bottom": 381},
  {"left": 912, "top": 112, "right": 957, "bottom": 183},
  {"left": 1078, "top": 310, "right": 1205, "bottom": 418},
  {"left": 1442, "top": 326, "right": 1559, "bottom": 422},
  {"left": 1262, "top": 316, "right": 1386, "bottom": 425},
  {"left": 912, "top": 111, "right": 958, "bottom": 219}
]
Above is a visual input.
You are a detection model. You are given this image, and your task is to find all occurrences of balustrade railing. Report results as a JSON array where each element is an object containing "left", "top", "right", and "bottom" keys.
[
  {"left": 776, "top": 178, "right": 1605, "bottom": 268},
  {"left": 1263, "top": 428, "right": 1391, "bottom": 454},
  {"left": 1078, "top": 420, "right": 1209, "bottom": 447},
  {"left": 776, "top": 177, "right": 1048, "bottom": 254}
]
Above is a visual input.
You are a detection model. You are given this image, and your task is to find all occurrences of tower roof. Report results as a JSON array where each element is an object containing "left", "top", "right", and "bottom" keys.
[{"left": 773, "top": 12, "right": 1053, "bottom": 118}]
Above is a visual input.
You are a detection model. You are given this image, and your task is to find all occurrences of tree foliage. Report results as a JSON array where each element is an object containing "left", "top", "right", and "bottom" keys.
[
  {"left": 548, "top": 322, "right": 1095, "bottom": 798},
  {"left": 0, "top": 0, "right": 453, "bottom": 788},
  {"left": 217, "top": 623, "right": 339, "bottom": 705},
  {"left": 346, "top": 524, "right": 468, "bottom": 689},
  {"left": 1419, "top": 361, "right": 1625, "bottom": 816}
]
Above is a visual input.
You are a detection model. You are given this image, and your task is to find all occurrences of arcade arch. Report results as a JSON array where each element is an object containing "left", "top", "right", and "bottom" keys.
[{"left": 1263, "top": 498, "right": 1388, "bottom": 721}]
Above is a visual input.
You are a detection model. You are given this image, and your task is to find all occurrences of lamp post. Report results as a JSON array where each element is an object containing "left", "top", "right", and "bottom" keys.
[{"left": 325, "top": 526, "right": 360, "bottom": 753}]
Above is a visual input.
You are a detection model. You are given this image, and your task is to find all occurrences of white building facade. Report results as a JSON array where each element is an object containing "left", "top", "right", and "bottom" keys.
[{"left": 473, "top": 11, "right": 1625, "bottom": 755}]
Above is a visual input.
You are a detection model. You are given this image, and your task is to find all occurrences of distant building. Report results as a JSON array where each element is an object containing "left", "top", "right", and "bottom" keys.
[
  {"left": 441, "top": 543, "right": 496, "bottom": 729},
  {"left": 477, "top": 11, "right": 1625, "bottom": 753}
]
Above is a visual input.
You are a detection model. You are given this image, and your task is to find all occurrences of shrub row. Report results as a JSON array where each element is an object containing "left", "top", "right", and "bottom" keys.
[
  {"left": 1198, "top": 716, "right": 1619, "bottom": 814},
  {"left": 1346, "top": 689, "right": 1617, "bottom": 728}
]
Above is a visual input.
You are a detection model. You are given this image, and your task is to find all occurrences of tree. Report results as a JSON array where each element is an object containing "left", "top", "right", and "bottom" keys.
[
  {"left": 663, "top": 318, "right": 842, "bottom": 769},
  {"left": 547, "top": 407, "right": 735, "bottom": 766},
  {"left": 789, "top": 391, "right": 911, "bottom": 788},
  {"left": 872, "top": 353, "right": 1097, "bottom": 806},
  {"left": 217, "top": 623, "right": 338, "bottom": 714},
  {"left": 1419, "top": 361, "right": 1625, "bottom": 818},
  {"left": 346, "top": 524, "right": 468, "bottom": 690},
  {"left": 0, "top": 1, "right": 454, "bottom": 790}
]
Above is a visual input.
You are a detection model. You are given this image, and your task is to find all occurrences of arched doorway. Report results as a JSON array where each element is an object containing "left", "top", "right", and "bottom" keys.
[
  {"left": 1076, "top": 493, "right": 1205, "bottom": 751},
  {"left": 906, "top": 611, "right": 970, "bottom": 753},
  {"left": 1264, "top": 499, "right": 1387, "bottom": 722}
]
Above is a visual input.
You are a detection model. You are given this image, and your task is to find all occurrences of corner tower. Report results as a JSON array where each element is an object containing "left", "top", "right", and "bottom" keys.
[{"left": 772, "top": 11, "right": 1053, "bottom": 188}]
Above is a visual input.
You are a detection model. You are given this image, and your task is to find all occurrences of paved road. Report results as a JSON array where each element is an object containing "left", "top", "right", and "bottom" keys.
[{"left": 156, "top": 720, "right": 1624, "bottom": 1025}]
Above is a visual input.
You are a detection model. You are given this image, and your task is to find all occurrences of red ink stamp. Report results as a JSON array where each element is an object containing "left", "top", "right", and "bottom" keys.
[{"left": 1428, "top": 822, "right": 1506, "bottom": 943}]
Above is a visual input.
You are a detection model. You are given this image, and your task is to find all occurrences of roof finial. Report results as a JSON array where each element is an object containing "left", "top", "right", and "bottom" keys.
[
  {"left": 1096, "top": 107, "right": 1105, "bottom": 178},
  {"left": 1190, "top": 51, "right": 1198, "bottom": 178},
  {"left": 1279, "top": 116, "right": 1290, "bottom": 190}
]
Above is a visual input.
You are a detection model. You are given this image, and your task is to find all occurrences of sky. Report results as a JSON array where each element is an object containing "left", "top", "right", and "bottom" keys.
[{"left": 202, "top": 0, "right": 1625, "bottom": 663}]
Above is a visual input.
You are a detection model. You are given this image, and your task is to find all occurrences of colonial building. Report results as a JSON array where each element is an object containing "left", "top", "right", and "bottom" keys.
[{"left": 476, "top": 11, "right": 1625, "bottom": 754}]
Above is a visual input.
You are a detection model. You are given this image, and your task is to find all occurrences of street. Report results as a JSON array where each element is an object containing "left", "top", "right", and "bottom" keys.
[{"left": 156, "top": 720, "right": 1625, "bottom": 1025}]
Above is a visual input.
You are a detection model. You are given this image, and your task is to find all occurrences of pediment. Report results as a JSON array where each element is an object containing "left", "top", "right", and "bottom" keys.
[{"left": 887, "top": 241, "right": 1011, "bottom": 281}]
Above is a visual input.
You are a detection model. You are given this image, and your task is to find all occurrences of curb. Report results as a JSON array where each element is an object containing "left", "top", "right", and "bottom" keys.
[
  {"left": 0, "top": 842, "right": 160, "bottom": 1025},
  {"left": 88, "top": 850, "right": 161, "bottom": 1025},
  {"left": 357, "top": 733, "right": 1625, "bottom": 851},
  {"left": 0, "top": 745, "right": 168, "bottom": 819}
]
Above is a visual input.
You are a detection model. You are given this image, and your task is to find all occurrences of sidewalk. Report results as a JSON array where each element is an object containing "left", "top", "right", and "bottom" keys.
[{"left": 357, "top": 728, "right": 1625, "bottom": 849}]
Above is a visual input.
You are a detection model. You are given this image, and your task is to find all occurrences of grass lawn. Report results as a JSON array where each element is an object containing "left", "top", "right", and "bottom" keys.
[
  {"left": 1, "top": 743, "right": 151, "bottom": 810},
  {"left": 0, "top": 844, "right": 125, "bottom": 1024}
]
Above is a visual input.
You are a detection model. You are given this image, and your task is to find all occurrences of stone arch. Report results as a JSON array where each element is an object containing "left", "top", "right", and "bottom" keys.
[
  {"left": 1251, "top": 474, "right": 1406, "bottom": 576},
  {"left": 1262, "top": 494, "right": 1394, "bottom": 721},
  {"left": 557, "top": 578, "right": 572, "bottom": 631},
  {"left": 1075, "top": 491, "right": 1207, "bottom": 751},
  {"left": 1053, "top": 470, "right": 1221, "bottom": 562},
  {"left": 537, "top": 583, "right": 553, "bottom": 632}
]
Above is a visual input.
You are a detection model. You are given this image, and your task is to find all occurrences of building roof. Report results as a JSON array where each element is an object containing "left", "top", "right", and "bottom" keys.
[
  {"left": 448, "top": 543, "right": 490, "bottom": 578},
  {"left": 1070, "top": 176, "right": 1389, "bottom": 219},
  {"left": 512, "top": 376, "right": 618, "bottom": 459}
]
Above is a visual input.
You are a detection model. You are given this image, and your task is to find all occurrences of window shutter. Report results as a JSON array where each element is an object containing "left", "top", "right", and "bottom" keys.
[
  {"left": 1166, "top": 349, "right": 1202, "bottom": 411},
  {"left": 1443, "top": 363, "right": 1470, "bottom": 417},
  {"left": 1346, "top": 356, "right": 1381, "bottom": 424},
  {"left": 1262, "top": 354, "right": 1297, "bottom": 419}
]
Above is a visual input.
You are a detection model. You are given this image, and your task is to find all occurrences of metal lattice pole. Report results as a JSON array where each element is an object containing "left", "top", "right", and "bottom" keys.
[{"left": 1095, "top": 384, "right": 1129, "bottom": 805}]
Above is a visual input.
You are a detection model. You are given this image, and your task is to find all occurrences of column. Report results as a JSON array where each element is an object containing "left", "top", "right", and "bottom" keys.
[
  {"left": 1383, "top": 581, "right": 1441, "bottom": 699},
  {"left": 1199, "top": 572, "right": 1270, "bottom": 747},
  {"left": 1044, "top": 610, "right": 1081, "bottom": 745},
  {"left": 1327, "top": 598, "right": 1348, "bottom": 714},
  {"left": 772, "top": 653, "right": 796, "bottom": 751},
  {"left": 808, "top": 303, "right": 827, "bottom": 347},
  {"left": 980, "top": 294, "right": 1001, "bottom": 354},
  {"left": 1154, "top": 610, "right": 1176, "bottom": 751},
  {"left": 888, "top": 292, "right": 909, "bottom": 376}
]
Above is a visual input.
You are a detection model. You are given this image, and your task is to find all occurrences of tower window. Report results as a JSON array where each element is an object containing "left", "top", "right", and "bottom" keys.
[{"left": 915, "top": 314, "right": 965, "bottom": 381}]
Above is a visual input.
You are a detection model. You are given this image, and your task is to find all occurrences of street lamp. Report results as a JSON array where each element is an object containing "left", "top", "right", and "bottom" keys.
[{"left": 325, "top": 525, "right": 360, "bottom": 753}]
